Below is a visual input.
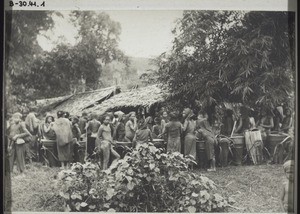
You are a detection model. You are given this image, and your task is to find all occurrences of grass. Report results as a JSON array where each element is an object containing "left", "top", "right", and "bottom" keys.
[
  {"left": 5, "top": 162, "right": 286, "bottom": 212},
  {"left": 4, "top": 162, "right": 64, "bottom": 212},
  {"left": 198, "top": 164, "right": 286, "bottom": 212}
]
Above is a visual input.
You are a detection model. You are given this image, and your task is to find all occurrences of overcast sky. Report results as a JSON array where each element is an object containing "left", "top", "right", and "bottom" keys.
[{"left": 37, "top": 10, "right": 183, "bottom": 58}]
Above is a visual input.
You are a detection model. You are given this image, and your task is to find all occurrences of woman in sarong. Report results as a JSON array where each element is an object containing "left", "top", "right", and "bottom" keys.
[
  {"left": 196, "top": 110, "right": 217, "bottom": 171},
  {"left": 114, "top": 113, "right": 126, "bottom": 142},
  {"left": 182, "top": 108, "right": 197, "bottom": 160},
  {"left": 125, "top": 112, "right": 137, "bottom": 142},
  {"left": 159, "top": 112, "right": 182, "bottom": 153},
  {"left": 7, "top": 113, "right": 32, "bottom": 173},
  {"left": 52, "top": 111, "right": 73, "bottom": 169},
  {"left": 24, "top": 109, "right": 40, "bottom": 162}
]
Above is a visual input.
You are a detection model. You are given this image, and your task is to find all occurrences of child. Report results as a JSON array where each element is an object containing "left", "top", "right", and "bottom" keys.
[
  {"left": 133, "top": 117, "right": 153, "bottom": 149},
  {"left": 280, "top": 160, "right": 294, "bottom": 213}
]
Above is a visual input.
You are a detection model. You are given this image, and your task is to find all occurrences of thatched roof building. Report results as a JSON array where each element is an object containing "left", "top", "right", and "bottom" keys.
[
  {"left": 86, "top": 85, "right": 166, "bottom": 116},
  {"left": 35, "top": 95, "right": 73, "bottom": 108},
  {"left": 49, "top": 86, "right": 120, "bottom": 116}
]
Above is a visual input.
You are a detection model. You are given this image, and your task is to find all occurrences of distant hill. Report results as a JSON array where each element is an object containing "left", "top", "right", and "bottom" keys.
[{"left": 129, "top": 57, "right": 158, "bottom": 75}]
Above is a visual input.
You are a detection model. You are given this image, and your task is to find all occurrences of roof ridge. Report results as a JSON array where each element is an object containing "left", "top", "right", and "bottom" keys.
[{"left": 73, "top": 86, "right": 117, "bottom": 95}]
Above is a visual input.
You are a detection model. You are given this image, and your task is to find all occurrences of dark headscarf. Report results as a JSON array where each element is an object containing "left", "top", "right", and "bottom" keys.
[
  {"left": 57, "top": 111, "right": 64, "bottom": 118},
  {"left": 45, "top": 115, "right": 55, "bottom": 124}
]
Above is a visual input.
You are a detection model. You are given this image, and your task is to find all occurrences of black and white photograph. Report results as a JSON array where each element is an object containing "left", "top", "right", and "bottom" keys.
[{"left": 3, "top": 0, "right": 297, "bottom": 213}]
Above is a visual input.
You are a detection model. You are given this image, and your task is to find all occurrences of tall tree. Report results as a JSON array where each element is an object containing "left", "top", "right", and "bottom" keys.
[
  {"left": 16, "top": 11, "right": 129, "bottom": 99},
  {"left": 5, "top": 11, "right": 56, "bottom": 112},
  {"left": 157, "top": 11, "right": 295, "bottom": 111},
  {"left": 70, "top": 11, "right": 129, "bottom": 89}
]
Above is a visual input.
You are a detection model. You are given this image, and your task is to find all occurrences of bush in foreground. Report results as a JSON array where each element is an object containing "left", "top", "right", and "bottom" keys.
[{"left": 56, "top": 144, "right": 233, "bottom": 212}]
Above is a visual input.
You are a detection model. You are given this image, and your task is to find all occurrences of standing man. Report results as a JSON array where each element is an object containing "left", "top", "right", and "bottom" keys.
[{"left": 85, "top": 112, "right": 101, "bottom": 159}]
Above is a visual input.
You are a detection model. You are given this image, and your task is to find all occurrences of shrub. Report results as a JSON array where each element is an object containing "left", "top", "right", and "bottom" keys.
[{"left": 56, "top": 143, "right": 233, "bottom": 212}]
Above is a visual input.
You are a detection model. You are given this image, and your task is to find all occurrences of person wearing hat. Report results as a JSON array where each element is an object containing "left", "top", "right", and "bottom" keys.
[
  {"left": 280, "top": 160, "right": 294, "bottom": 212},
  {"left": 7, "top": 112, "right": 32, "bottom": 173}
]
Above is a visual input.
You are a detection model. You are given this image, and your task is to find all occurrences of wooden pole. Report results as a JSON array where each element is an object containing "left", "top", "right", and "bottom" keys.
[{"left": 230, "top": 121, "right": 237, "bottom": 138}]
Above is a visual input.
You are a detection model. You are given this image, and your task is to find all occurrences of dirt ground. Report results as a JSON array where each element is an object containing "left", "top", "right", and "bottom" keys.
[{"left": 4, "top": 162, "right": 287, "bottom": 212}]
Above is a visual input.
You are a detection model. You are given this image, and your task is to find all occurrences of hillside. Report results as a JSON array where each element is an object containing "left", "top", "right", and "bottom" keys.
[{"left": 129, "top": 57, "right": 158, "bottom": 75}]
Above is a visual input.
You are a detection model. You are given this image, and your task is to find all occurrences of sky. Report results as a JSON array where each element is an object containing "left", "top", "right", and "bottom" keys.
[{"left": 37, "top": 10, "right": 183, "bottom": 58}]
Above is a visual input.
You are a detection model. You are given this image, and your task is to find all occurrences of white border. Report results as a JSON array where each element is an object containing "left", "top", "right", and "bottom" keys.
[{"left": 4, "top": 0, "right": 297, "bottom": 11}]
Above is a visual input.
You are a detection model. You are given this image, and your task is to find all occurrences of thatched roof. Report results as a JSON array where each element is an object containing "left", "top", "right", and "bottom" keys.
[
  {"left": 35, "top": 95, "right": 73, "bottom": 108},
  {"left": 50, "top": 86, "right": 120, "bottom": 116},
  {"left": 86, "top": 85, "right": 166, "bottom": 115}
]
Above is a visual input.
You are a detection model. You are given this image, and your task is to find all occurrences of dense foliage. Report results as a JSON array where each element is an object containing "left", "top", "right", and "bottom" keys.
[
  {"left": 5, "top": 11, "right": 56, "bottom": 112},
  {"left": 6, "top": 11, "right": 129, "bottom": 105},
  {"left": 157, "top": 11, "right": 295, "bottom": 110},
  {"left": 56, "top": 144, "right": 233, "bottom": 212}
]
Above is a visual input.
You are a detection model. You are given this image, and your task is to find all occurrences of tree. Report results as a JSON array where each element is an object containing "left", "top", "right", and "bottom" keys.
[
  {"left": 5, "top": 11, "right": 56, "bottom": 111},
  {"left": 157, "top": 11, "right": 295, "bottom": 111},
  {"left": 70, "top": 11, "right": 129, "bottom": 89},
  {"left": 16, "top": 11, "right": 129, "bottom": 99}
]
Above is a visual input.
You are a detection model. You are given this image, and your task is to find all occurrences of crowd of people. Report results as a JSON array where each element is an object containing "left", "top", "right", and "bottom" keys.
[
  {"left": 5, "top": 103, "right": 295, "bottom": 213},
  {"left": 6, "top": 103, "right": 294, "bottom": 174}
]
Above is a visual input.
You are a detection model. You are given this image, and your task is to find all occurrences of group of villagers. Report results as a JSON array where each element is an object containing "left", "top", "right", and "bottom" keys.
[
  {"left": 6, "top": 103, "right": 294, "bottom": 173},
  {"left": 5, "top": 103, "right": 295, "bottom": 212},
  {"left": 6, "top": 107, "right": 219, "bottom": 173}
]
